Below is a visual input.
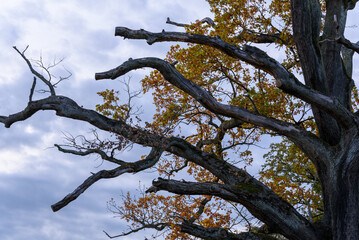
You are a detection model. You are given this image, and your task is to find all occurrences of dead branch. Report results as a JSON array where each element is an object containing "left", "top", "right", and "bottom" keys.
[
  {"left": 51, "top": 147, "right": 164, "bottom": 211},
  {"left": 13, "top": 46, "right": 56, "bottom": 96}
]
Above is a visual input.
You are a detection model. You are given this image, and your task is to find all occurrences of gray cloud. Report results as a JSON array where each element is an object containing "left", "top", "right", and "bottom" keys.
[{"left": 0, "top": 0, "right": 211, "bottom": 239}]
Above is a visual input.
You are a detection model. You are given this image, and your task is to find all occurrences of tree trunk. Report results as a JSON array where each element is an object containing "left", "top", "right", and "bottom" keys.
[{"left": 323, "top": 133, "right": 359, "bottom": 240}]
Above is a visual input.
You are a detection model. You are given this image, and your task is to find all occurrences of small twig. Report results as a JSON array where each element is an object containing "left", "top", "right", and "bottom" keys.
[
  {"left": 167, "top": 160, "right": 188, "bottom": 178},
  {"left": 188, "top": 196, "right": 212, "bottom": 223},
  {"left": 13, "top": 46, "right": 56, "bottom": 96},
  {"left": 54, "top": 144, "right": 126, "bottom": 165},
  {"left": 166, "top": 17, "right": 189, "bottom": 27},
  {"left": 29, "top": 77, "right": 37, "bottom": 102},
  {"left": 166, "top": 17, "right": 215, "bottom": 28},
  {"left": 22, "top": 45, "right": 29, "bottom": 54}
]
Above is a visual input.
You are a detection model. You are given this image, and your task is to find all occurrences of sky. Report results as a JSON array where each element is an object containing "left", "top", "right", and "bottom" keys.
[
  {"left": 1, "top": 1, "right": 359, "bottom": 240},
  {"left": 0, "top": 1, "right": 212, "bottom": 240}
]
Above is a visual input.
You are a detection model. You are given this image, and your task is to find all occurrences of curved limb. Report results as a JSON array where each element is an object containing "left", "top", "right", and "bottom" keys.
[
  {"left": 148, "top": 178, "right": 318, "bottom": 240},
  {"left": 51, "top": 147, "right": 163, "bottom": 211},
  {"left": 95, "top": 57, "right": 332, "bottom": 169}
]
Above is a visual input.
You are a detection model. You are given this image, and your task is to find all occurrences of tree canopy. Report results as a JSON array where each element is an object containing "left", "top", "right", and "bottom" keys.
[{"left": 2, "top": 0, "right": 359, "bottom": 239}]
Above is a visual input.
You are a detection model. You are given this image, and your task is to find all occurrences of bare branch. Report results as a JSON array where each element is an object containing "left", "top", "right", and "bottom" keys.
[
  {"left": 0, "top": 95, "right": 167, "bottom": 150},
  {"left": 145, "top": 178, "right": 237, "bottom": 200},
  {"left": 166, "top": 17, "right": 215, "bottom": 28},
  {"left": 51, "top": 166, "right": 133, "bottom": 212},
  {"left": 29, "top": 77, "right": 37, "bottom": 102},
  {"left": 13, "top": 46, "right": 56, "bottom": 96},
  {"left": 54, "top": 144, "right": 126, "bottom": 165},
  {"left": 166, "top": 17, "right": 188, "bottom": 27},
  {"left": 337, "top": 37, "right": 359, "bottom": 54},
  {"left": 103, "top": 223, "right": 168, "bottom": 239},
  {"left": 51, "top": 147, "right": 163, "bottom": 211}
]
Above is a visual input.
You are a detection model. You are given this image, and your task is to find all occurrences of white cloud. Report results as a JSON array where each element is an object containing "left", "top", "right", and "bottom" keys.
[{"left": 0, "top": 150, "right": 28, "bottom": 174}]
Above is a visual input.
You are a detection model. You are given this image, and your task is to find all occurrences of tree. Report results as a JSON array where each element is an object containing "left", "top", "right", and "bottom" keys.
[{"left": 2, "top": 0, "right": 359, "bottom": 239}]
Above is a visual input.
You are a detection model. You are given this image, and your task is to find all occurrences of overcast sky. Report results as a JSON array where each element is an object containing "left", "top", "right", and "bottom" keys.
[
  {"left": 0, "top": 1, "right": 211, "bottom": 240},
  {"left": 1, "top": 1, "right": 359, "bottom": 240}
]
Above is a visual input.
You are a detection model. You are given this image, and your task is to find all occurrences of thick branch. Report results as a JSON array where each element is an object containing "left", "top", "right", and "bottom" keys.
[
  {"left": 180, "top": 221, "right": 277, "bottom": 240},
  {"left": 337, "top": 37, "right": 359, "bottom": 54},
  {"left": 0, "top": 83, "right": 330, "bottom": 187},
  {"left": 146, "top": 178, "right": 239, "bottom": 200},
  {"left": 147, "top": 178, "right": 319, "bottom": 240},
  {"left": 111, "top": 28, "right": 356, "bottom": 130}
]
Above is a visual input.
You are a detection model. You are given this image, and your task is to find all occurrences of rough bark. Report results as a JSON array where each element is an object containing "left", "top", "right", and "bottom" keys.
[
  {"left": 147, "top": 178, "right": 319, "bottom": 240},
  {"left": 180, "top": 221, "right": 278, "bottom": 240},
  {"left": 290, "top": 1, "right": 359, "bottom": 239}
]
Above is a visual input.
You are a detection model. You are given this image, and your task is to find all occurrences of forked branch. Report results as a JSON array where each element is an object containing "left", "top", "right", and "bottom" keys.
[
  {"left": 55, "top": 144, "right": 126, "bottom": 165},
  {"left": 13, "top": 46, "right": 56, "bottom": 96},
  {"left": 103, "top": 223, "right": 168, "bottom": 239},
  {"left": 51, "top": 147, "right": 163, "bottom": 211}
]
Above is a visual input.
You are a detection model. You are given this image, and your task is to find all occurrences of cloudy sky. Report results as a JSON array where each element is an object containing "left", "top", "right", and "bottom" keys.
[
  {"left": 1, "top": 1, "right": 359, "bottom": 240},
  {"left": 0, "top": 1, "right": 211, "bottom": 239}
]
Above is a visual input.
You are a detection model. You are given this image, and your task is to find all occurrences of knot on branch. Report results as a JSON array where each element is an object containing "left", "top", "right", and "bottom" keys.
[
  {"left": 146, "top": 177, "right": 165, "bottom": 193},
  {"left": 147, "top": 36, "right": 158, "bottom": 45},
  {"left": 200, "top": 17, "right": 215, "bottom": 27}
]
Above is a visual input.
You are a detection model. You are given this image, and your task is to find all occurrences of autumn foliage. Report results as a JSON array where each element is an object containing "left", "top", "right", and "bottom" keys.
[{"left": 93, "top": 0, "right": 359, "bottom": 239}]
